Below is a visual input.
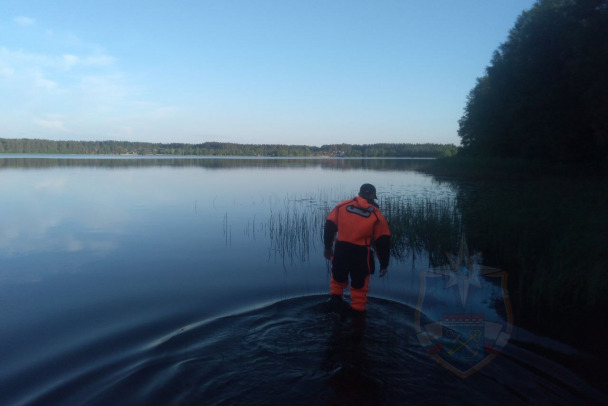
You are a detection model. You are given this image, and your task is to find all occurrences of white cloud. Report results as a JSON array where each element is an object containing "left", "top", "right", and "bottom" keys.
[
  {"left": 0, "top": 42, "right": 127, "bottom": 124},
  {"left": 60, "top": 53, "right": 115, "bottom": 71},
  {"left": 0, "top": 37, "right": 115, "bottom": 75},
  {"left": 0, "top": 66, "right": 15, "bottom": 77},
  {"left": 0, "top": 26, "right": 172, "bottom": 142},
  {"left": 78, "top": 74, "right": 128, "bottom": 101},
  {"left": 83, "top": 54, "right": 115, "bottom": 67},
  {"left": 14, "top": 16, "right": 35, "bottom": 27},
  {"left": 30, "top": 69, "right": 59, "bottom": 90},
  {"left": 34, "top": 115, "right": 67, "bottom": 131},
  {"left": 61, "top": 54, "right": 80, "bottom": 70}
]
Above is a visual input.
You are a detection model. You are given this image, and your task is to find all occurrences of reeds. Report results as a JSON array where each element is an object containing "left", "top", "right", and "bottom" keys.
[
  {"left": 261, "top": 191, "right": 463, "bottom": 268},
  {"left": 262, "top": 194, "right": 327, "bottom": 267},
  {"left": 381, "top": 196, "right": 462, "bottom": 267},
  {"left": 244, "top": 176, "right": 607, "bottom": 356},
  {"left": 455, "top": 177, "right": 608, "bottom": 324}
]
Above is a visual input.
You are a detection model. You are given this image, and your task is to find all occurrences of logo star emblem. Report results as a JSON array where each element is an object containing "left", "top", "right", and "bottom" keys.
[
  {"left": 445, "top": 234, "right": 482, "bottom": 309},
  {"left": 415, "top": 233, "right": 513, "bottom": 378}
]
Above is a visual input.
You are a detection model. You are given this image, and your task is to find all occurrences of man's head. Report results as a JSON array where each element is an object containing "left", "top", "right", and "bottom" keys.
[{"left": 359, "top": 183, "right": 377, "bottom": 201}]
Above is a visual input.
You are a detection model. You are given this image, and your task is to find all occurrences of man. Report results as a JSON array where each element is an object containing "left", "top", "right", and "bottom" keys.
[{"left": 323, "top": 183, "right": 391, "bottom": 313}]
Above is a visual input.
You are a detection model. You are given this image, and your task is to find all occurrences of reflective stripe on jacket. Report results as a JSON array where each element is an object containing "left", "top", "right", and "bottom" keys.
[
  {"left": 326, "top": 196, "right": 390, "bottom": 246},
  {"left": 324, "top": 196, "right": 391, "bottom": 268}
]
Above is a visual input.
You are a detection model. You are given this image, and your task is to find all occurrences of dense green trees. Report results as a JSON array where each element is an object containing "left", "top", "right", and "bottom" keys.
[
  {"left": 458, "top": 0, "right": 608, "bottom": 164},
  {"left": 0, "top": 138, "right": 457, "bottom": 158}
]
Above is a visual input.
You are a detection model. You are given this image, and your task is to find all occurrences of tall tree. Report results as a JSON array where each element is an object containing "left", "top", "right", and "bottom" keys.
[{"left": 459, "top": 0, "right": 608, "bottom": 164}]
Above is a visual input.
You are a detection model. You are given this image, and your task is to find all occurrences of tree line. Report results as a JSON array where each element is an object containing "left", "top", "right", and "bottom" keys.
[
  {"left": 458, "top": 0, "right": 608, "bottom": 165},
  {"left": 0, "top": 138, "right": 457, "bottom": 158}
]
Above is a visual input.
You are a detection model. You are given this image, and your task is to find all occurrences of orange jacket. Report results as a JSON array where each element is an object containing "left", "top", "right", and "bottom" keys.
[{"left": 324, "top": 196, "right": 391, "bottom": 268}]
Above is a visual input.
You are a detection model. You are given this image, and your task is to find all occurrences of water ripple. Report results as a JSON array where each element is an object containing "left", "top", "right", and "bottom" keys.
[{"left": 7, "top": 296, "right": 606, "bottom": 406}]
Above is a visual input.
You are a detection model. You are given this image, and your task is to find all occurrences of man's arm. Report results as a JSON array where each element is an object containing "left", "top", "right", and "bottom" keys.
[
  {"left": 375, "top": 234, "right": 391, "bottom": 269},
  {"left": 323, "top": 219, "right": 337, "bottom": 259},
  {"left": 323, "top": 219, "right": 337, "bottom": 249},
  {"left": 373, "top": 210, "right": 391, "bottom": 271}
]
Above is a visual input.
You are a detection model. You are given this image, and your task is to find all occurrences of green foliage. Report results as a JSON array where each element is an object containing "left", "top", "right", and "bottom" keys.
[
  {"left": 459, "top": 0, "right": 608, "bottom": 164},
  {"left": 0, "top": 138, "right": 457, "bottom": 158}
]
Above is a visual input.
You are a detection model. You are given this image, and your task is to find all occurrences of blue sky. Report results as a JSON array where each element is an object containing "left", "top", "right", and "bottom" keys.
[{"left": 0, "top": 0, "right": 536, "bottom": 146}]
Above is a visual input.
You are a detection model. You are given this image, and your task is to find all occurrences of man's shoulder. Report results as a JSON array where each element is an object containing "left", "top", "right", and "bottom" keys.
[
  {"left": 334, "top": 197, "right": 357, "bottom": 208},
  {"left": 375, "top": 208, "right": 388, "bottom": 220}
]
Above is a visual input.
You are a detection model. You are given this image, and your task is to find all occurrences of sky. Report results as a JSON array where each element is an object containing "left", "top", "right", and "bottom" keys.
[{"left": 0, "top": 0, "right": 537, "bottom": 147}]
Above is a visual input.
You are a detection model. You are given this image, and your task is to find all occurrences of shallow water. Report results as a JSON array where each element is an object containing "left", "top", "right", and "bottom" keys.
[
  {"left": 0, "top": 156, "right": 606, "bottom": 405},
  {"left": 5, "top": 296, "right": 604, "bottom": 405}
]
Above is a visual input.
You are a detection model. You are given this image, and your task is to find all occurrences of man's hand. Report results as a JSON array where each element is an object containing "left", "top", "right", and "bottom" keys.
[
  {"left": 379, "top": 268, "right": 388, "bottom": 277},
  {"left": 324, "top": 248, "right": 333, "bottom": 260}
]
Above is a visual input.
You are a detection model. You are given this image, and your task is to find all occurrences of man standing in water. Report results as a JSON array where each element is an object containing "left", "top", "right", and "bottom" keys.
[{"left": 323, "top": 183, "right": 391, "bottom": 314}]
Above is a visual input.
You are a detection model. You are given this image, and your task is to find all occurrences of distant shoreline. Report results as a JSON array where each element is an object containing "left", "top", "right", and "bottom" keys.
[{"left": 0, "top": 137, "right": 458, "bottom": 158}]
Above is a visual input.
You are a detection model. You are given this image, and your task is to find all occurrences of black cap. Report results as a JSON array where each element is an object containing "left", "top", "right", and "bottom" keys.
[{"left": 359, "top": 183, "right": 377, "bottom": 200}]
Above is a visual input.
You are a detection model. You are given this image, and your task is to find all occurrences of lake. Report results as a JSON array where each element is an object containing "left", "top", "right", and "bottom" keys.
[{"left": 1, "top": 155, "right": 606, "bottom": 405}]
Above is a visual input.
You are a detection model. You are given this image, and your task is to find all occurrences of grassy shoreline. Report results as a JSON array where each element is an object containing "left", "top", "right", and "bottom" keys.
[{"left": 417, "top": 155, "right": 608, "bottom": 358}]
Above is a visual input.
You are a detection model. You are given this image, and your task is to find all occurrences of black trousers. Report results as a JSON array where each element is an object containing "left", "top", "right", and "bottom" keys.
[{"left": 331, "top": 241, "right": 375, "bottom": 289}]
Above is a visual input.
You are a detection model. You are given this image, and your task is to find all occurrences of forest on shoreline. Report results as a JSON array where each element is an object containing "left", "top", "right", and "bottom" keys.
[
  {"left": 0, "top": 138, "right": 457, "bottom": 158},
  {"left": 458, "top": 0, "right": 607, "bottom": 166}
]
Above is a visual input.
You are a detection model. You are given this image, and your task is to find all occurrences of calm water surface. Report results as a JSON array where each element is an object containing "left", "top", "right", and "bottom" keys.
[{"left": 0, "top": 156, "right": 605, "bottom": 405}]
